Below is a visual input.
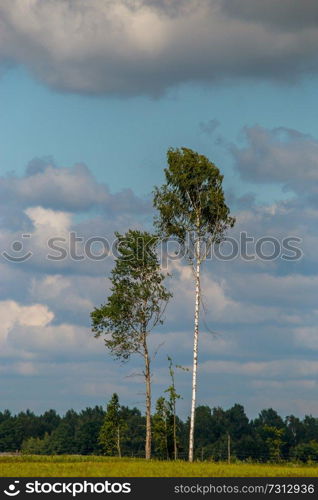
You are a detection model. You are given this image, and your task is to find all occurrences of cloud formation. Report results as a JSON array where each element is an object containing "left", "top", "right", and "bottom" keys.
[
  {"left": 1, "top": 0, "right": 318, "bottom": 95},
  {"left": 220, "top": 0, "right": 318, "bottom": 30},
  {"left": 0, "top": 159, "right": 148, "bottom": 214},
  {"left": 230, "top": 125, "right": 318, "bottom": 201},
  {"left": 0, "top": 300, "right": 53, "bottom": 347}
]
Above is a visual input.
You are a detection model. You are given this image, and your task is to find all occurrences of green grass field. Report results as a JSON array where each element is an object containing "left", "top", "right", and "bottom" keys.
[{"left": 1, "top": 456, "right": 318, "bottom": 477}]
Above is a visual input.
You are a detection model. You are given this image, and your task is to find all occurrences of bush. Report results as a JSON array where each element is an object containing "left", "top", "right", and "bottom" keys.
[
  {"left": 291, "top": 441, "right": 318, "bottom": 463},
  {"left": 21, "top": 433, "right": 52, "bottom": 455}
]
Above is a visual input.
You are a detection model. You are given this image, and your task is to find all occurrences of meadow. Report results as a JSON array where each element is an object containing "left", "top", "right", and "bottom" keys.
[{"left": 1, "top": 456, "right": 318, "bottom": 477}]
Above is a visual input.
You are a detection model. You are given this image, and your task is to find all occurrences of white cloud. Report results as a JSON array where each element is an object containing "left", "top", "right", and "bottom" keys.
[
  {"left": 0, "top": 300, "right": 53, "bottom": 345},
  {"left": 169, "top": 260, "right": 233, "bottom": 320},
  {"left": 13, "top": 323, "right": 91, "bottom": 355},
  {"left": 25, "top": 206, "right": 72, "bottom": 234},
  {"left": 168, "top": 260, "right": 294, "bottom": 325}
]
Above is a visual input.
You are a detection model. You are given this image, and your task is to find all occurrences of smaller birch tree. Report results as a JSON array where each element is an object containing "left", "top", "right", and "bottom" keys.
[{"left": 91, "top": 230, "right": 172, "bottom": 460}]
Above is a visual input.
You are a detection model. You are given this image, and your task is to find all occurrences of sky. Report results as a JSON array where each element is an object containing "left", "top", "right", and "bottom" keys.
[{"left": 0, "top": 0, "right": 318, "bottom": 419}]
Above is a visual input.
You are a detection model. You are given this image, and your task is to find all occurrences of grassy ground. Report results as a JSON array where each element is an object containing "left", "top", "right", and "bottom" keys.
[{"left": 0, "top": 456, "right": 318, "bottom": 477}]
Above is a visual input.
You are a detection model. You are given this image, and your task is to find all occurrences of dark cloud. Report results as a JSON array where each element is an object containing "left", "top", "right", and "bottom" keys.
[
  {"left": 220, "top": 0, "right": 318, "bottom": 31},
  {"left": 1, "top": 0, "right": 318, "bottom": 96},
  {"left": 142, "top": 0, "right": 191, "bottom": 16}
]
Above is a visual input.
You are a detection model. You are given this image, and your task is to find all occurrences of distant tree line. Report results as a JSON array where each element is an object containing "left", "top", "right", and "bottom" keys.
[{"left": 2, "top": 398, "right": 318, "bottom": 463}]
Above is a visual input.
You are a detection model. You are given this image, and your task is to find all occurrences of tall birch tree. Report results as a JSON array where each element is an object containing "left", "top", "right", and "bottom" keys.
[
  {"left": 153, "top": 147, "right": 234, "bottom": 462},
  {"left": 91, "top": 230, "right": 172, "bottom": 459}
]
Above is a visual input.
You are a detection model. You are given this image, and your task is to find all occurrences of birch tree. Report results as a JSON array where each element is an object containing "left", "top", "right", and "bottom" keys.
[
  {"left": 91, "top": 230, "right": 172, "bottom": 459},
  {"left": 153, "top": 147, "right": 234, "bottom": 462}
]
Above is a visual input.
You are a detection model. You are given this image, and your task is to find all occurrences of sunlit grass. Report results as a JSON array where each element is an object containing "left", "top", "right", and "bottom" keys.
[{"left": 1, "top": 456, "right": 318, "bottom": 477}]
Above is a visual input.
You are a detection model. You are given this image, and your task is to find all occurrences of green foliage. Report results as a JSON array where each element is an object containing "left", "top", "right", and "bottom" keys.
[
  {"left": 152, "top": 397, "right": 171, "bottom": 459},
  {"left": 254, "top": 408, "right": 285, "bottom": 430},
  {"left": 263, "top": 425, "right": 285, "bottom": 462},
  {"left": 292, "top": 440, "right": 318, "bottom": 463},
  {"left": 99, "top": 394, "right": 126, "bottom": 456},
  {"left": 91, "top": 229, "right": 172, "bottom": 360},
  {"left": 4, "top": 403, "right": 318, "bottom": 463},
  {"left": 14, "top": 407, "right": 104, "bottom": 456},
  {"left": 39, "top": 410, "right": 61, "bottom": 435},
  {"left": 22, "top": 433, "right": 52, "bottom": 455},
  {"left": 74, "top": 407, "right": 104, "bottom": 455},
  {"left": 165, "top": 356, "right": 182, "bottom": 411},
  {"left": 285, "top": 415, "right": 305, "bottom": 448},
  {"left": 208, "top": 434, "right": 230, "bottom": 462},
  {"left": 303, "top": 415, "right": 318, "bottom": 442},
  {"left": 153, "top": 147, "right": 235, "bottom": 249},
  {"left": 226, "top": 404, "right": 250, "bottom": 440},
  {"left": 48, "top": 410, "right": 79, "bottom": 454},
  {"left": 0, "top": 418, "right": 23, "bottom": 452},
  {"left": 119, "top": 407, "right": 145, "bottom": 457}
]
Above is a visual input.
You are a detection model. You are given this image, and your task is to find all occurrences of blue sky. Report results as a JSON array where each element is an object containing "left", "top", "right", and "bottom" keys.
[
  {"left": 2, "top": 67, "right": 318, "bottom": 200},
  {"left": 0, "top": 0, "right": 318, "bottom": 419}
]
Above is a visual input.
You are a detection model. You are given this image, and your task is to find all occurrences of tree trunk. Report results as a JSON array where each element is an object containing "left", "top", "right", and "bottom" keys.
[
  {"left": 165, "top": 413, "right": 169, "bottom": 460},
  {"left": 144, "top": 343, "right": 152, "bottom": 460},
  {"left": 117, "top": 426, "right": 121, "bottom": 458},
  {"left": 227, "top": 432, "right": 231, "bottom": 464},
  {"left": 173, "top": 402, "right": 177, "bottom": 460},
  {"left": 189, "top": 254, "right": 201, "bottom": 462}
]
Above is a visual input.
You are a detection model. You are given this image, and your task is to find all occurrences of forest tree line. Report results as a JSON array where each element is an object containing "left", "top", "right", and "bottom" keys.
[{"left": 2, "top": 397, "right": 318, "bottom": 463}]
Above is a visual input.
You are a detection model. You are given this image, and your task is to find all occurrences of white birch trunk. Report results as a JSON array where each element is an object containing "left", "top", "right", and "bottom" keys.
[{"left": 188, "top": 245, "right": 201, "bottom": 462}]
